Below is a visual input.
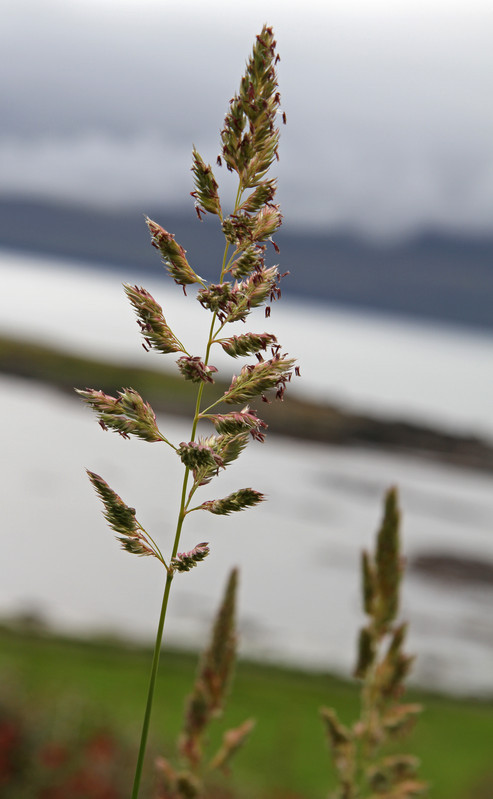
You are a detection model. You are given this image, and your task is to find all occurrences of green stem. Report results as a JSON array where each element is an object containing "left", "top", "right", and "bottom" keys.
[
  {"left": 130, "top": 569, "right": 173, "bottom": 799},
  {"left": 131, "top": 180, "right": 244, "bottom": 798},
  {"left": 129, "top": 329, "right": 217, "bottom": 799},
  {"left": 136, "top": 522, "right": 166, "bottom": 565},
  {"left": 131, "top": 474, "right": 189, "bottom": 799}
]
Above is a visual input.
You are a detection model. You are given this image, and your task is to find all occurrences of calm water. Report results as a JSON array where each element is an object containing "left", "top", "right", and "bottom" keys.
[
  {"left": 1, "top": 248, "right": 493, "bottom": 438},
  {"left": 1, "top": 250, "right": 493, "bottom": 695}
]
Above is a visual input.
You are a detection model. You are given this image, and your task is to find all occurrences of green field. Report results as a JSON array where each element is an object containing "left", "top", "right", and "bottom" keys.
[{"left": 0, "top": 625, "right": 492, "bottom": 798}]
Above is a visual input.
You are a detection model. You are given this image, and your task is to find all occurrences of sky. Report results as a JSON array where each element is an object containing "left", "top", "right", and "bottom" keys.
[{"left": 2, "top": 0, "right": 492, "bottom": 237}]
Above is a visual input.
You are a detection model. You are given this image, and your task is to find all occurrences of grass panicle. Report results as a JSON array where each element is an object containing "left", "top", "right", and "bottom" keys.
[
  {"left": 77, "top": 24, "right": 295, "bottom": 798},
  {"left": 153, "top": 572, "right": 255, "bottom": 798},
  {"left": 86, "top": 470, "right": 164, "bottom": 563},
  {"left": 320, "top": 488, "right": 428, "bottom": 799},
  {"left": 166, "top": 569, "right": 255, "bottom": 795}
]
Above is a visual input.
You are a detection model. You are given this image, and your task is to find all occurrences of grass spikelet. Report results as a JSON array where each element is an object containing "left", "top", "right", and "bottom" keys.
[
  {"left": 213, "top": 433, "right": 250, "bottom": 467},
  {"left": 176, "top": 356, "right": 218, "bottom": 384},
  {"left": 237, "top": 180, "right": 277, "bottom": 213},
  {"left": 171, "top": 542, "right": 210, "bottom": 573},
  {"left": 217, "top": 332, "right": 277, "bottom": 358},
  {"left": 200, "top": 568, "right": 237, "bottom": 713},
  {"left": 200, "top": 488, "right": 264, "bottom": 515},
  {"left": 87, "top": 470, "right": 138, "bottom": 538},
  {"left": 123, "top": 284, "right": 186, "bottom": 355},
  {"left": 320, "top": 707, "right": 355, "bottom": 794},
  {"left": 221, "top": 25, "right": 281, "bottom": 186},
  {"left": 191, "top": 148, "right": 222, "bottom": 217},
  {"left": 196, "top": 283, "right": 233, "bottom": 313},
  {"left": 187, "top": 433, "right": 249, "bottom": 489},
  {"left": 362, "top": 550, "right": 377, "bottom": 615},
  {"left": 86, "top": 471, "right": 161, "bottom": 561},
  {"left": 375, "top": 486, "right": 401, "bottom": 627},
  {"left": 205, "top": 407, "right": 267, "bottom": 441},
  {"left": 180, "top": 569, "right": 239, "bottom": 767},
  {"left": 229, "top": 244, "right": 265, "bottom": 279},
  {"left": 220, "top": 266, "right": 280, "bottom": 323},
  {"left": 252, "top": 203, "right": 282, "bottom": 240},
  {"left": 223, "top": 355, "right": 295, "bottom": 403},
  {"left": 353, "top": 626, "right": 376, "bottom": 680},
  {"left": 77, "top": 387, "right": 166, "bottom": 443},
  {"left": 209, "top": 718, "right": 256, "bottom": 773},
  {"left": 177, "top": 440, "right": 224, "bottom": 472},
  {"left": 146, "top": 217, "right": 204, "bottom": 288}
]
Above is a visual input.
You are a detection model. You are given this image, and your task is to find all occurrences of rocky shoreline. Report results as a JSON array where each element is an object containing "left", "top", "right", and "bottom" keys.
[{"left": 2, "top": 334, "right": 493, "bottom": 474}]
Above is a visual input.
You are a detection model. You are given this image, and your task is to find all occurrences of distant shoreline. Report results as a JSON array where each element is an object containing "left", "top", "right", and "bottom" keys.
[
  {"left": 2, "top": 334, "right": 493, "bottom": 474},
  {"left": 1, "top": 196, "right": 493, "bottom": 332}
]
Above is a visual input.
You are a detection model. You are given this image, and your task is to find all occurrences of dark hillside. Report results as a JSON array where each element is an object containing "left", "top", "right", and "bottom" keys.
[{"left": 1, "top": 196, "right": 492, "bottom": 330}]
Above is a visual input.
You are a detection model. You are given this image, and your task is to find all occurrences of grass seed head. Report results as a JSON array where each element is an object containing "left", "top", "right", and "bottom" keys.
[
  {"left": 200, "top": 488, "right": 265, "bottom": 516},
  {"left": 207, "top": 407, "right": 267, "bottom": 441},
  {"left": 171, "top": 543, "right": 210, "bottom": 573},
  {"left": 219, "top": 332, "right": 277, "bottom": 358},
  {"left": 223, "top": 354, "right": 295, "bottom": 404},
  {"left": 176, "top": 355, "right": 218, "bottom": 384},
  {"left": 361, "top": 549, "right": 377, "bottom": 616},
  {"left": 180, "top": 570, "right": 239, "bottom": 768},
  {"left": 190, "top": 147, "right": 222, "bottom": 217},
  {"left": 216, "top": 266, "right": 280, "bottom": 323},
  {"left": 209, "top": 718, "right": 256, "bottom": 774},
  {"left": 86, "top": 471, "right": 158, "bottom": 560},
  {"left": 197, "top": 283, "right": 233, "bottom": 314},
  {"left": 146, "top": 217, "right": 203, "bottom": 288},
  {"left": 238, "top": 180, "right": 277, "bottom": 213},
  {"left": 86, "top": 470, "right": 137, "bottom": 538},
  {"left": 375, "top": 486, "right": 402, "bottom": 628},
  {"left": 177, "top": 440, "right": 224, "bottom": 472},
  {"left": 229, "top": 244, "right": 265, "bottom": 279},
  {"left": 353, "top": 625, "right": 376, "bottom": 680},
  {"left": 252, "top": 203, "right": 282, "bottom": 241},
  {"left": 77, "top": 387, "right": 164, "bottom": 442},
  {"left": 123, "top": 284, "right": 185, "bottom": 355},
  {"left": 221, "top": 25, "right": 281, "bottom": 187}
]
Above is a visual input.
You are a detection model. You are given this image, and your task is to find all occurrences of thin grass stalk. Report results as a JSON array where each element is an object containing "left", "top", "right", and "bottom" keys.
[
  {"left": 130, "top": 571, "right": 173, "bottom": 799},
  {"left": 130, "top": 190, "right": 245, "bottom": 798},
  {"left": 78, "top": 26, "right": 292, "bottom": 797}
]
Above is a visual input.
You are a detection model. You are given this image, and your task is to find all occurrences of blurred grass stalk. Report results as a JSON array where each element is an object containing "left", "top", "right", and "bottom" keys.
[{"left": 322, "top": 488, "right": 428, "bottom": 798}]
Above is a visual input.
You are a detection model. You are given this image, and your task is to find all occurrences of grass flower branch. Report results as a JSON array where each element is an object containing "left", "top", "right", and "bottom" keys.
[
  {"left": 78, "top": 25, "right": 295, "bottom": 798},
  {"left": 156, "top": 570, "right": 255, "bottom": 798}
]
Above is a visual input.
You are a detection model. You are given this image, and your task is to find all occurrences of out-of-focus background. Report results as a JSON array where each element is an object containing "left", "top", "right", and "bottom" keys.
[{"left": 1, "top": 0, "right": 493, "bottom": 795}]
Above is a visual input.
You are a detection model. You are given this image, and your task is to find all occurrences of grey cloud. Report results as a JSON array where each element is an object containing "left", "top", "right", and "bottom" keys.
[{"left": 2, "top": 0, "right": 493, "bottom": 237}]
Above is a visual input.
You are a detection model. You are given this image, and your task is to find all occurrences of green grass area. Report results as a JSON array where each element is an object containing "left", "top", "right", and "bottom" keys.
[{"left": 0, "top": 626, "right": 492, "bottom": 798}]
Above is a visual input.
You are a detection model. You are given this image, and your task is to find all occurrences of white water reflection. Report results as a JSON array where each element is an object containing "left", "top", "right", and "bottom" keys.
[
  {"left": 1, "top": 248, "right": 493, "bottom": 439},
  {"left": 1, "top": 376, "right": 492, "bottom": 696}
]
